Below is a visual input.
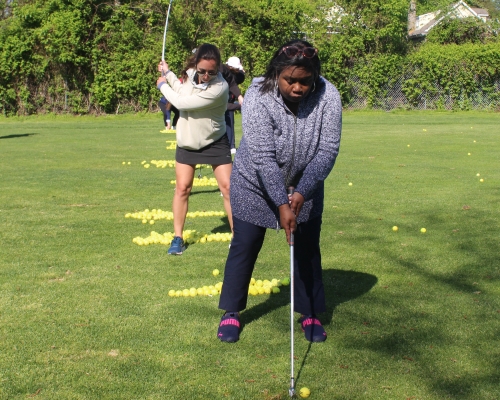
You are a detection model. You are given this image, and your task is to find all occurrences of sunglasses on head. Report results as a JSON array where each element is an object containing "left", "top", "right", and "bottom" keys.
[
  {"left": 196, "top": 69, "right": 218, "bottom": 77},
  {"left": 279, "top": 46, "right": 318, "bottom": 59}
]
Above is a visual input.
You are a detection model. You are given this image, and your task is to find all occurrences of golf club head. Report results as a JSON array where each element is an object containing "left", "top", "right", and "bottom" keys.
[{"left": 288, "top": 387, "right": 296, "bottom": 397}]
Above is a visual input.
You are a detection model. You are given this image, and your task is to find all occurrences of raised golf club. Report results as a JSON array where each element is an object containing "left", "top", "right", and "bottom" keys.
[{"left": 161, "top": 0, "right": 174, "bottom": 65}]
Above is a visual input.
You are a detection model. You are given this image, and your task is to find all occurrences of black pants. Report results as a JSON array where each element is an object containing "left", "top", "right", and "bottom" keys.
[
  {"left": 225, "top": 110, "right": 236, "bottom": 149},
  {"left": 219, "top": 216, "right": 326, "bottom": 316}
]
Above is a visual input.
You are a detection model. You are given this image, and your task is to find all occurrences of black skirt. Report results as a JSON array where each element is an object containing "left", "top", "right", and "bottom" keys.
[{"left": 176, "top": 134, "right": 232, "bottom": 165}]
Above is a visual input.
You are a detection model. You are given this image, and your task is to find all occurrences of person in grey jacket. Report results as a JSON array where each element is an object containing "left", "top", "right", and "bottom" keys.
[{"left": 217, "top": 39, "right": 342, "bottom": 343}]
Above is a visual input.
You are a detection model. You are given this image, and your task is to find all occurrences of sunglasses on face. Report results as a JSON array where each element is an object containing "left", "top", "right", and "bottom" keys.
[
  {"left": 196, "top": 69, "right": 218, "bottom": 77},
  {"left": 279, "top": 46, "right": 318, "bottom": 59}
]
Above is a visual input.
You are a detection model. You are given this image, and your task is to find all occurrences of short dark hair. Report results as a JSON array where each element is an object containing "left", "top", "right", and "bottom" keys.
[
  {"left": 260, "top": 39, "right": 321, "bottom": 94},
  {"left": 194, "top": 43, "right": 221, "bottom": 67}
]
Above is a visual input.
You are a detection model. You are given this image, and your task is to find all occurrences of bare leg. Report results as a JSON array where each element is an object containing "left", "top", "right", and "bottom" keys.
[
  {"left": 172, "top": 162, "right": 196, "bottom": 237},
  {"left": 212, "top": 163, "right": 233, "bottom": 233}
]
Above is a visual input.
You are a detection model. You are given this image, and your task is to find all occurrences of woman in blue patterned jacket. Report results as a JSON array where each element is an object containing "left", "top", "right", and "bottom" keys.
[{"left": 217, "top": 39, "right": 342, "bottom": 343}]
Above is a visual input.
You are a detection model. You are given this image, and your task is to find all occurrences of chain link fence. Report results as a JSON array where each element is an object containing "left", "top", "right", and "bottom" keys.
[{"left": 345, "top": 69, "right": 500, "bottom": 111}]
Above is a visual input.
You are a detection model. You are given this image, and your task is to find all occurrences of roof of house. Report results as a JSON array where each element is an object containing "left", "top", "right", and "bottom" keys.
[{"left": 470, "top": 7, "right": 489, "bottom": 17}]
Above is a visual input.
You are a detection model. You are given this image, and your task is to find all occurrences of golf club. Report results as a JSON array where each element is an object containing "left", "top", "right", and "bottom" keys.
[
  {"left": 287, "top": 187, "right": 296, "bottom": 398},
  {"left": 161, "top": 0, "right": 174, "bottom": 74}
]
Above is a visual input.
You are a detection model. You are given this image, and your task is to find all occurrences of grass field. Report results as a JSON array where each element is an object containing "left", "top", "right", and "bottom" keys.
[{"left": 0, "top": 111, "right": 499, "bottom": 399}]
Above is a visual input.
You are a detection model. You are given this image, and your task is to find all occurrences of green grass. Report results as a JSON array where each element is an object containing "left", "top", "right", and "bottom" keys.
[{"left": 0, "top": 111, "right": 499, "bottom": 399}]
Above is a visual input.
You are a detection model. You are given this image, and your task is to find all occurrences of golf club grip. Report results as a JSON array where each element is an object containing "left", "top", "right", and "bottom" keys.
[{"left": 287, "top": 186, "right": 295, "bottom": 245}]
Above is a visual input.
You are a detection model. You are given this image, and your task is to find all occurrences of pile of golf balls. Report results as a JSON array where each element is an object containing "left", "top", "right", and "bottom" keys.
[
  {"left": 132, "top": 230, "right": 232, "bottom": 246},
  {"left": 166, "top": 140, "right": 176, "bottom": 150},
  {"left": 170, "top": 176, "right": 219, "bottom": 187},
  {"left": 167, "top": 274, "right": 290, "bottom": 298},
  {"left": 125, "top": 209, "right": 225, "bottom": 222}
]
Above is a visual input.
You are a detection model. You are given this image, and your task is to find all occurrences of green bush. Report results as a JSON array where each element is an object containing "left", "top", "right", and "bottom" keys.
[
  {"left": 1, "top": 0, "right": 498, "bottom": 115},
  {"left": 403, "top": 42, "right": 500, "bottom": 109}
]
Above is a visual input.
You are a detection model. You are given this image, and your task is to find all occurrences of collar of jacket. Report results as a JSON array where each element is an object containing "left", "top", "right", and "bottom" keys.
[{"left": 187, "top": 68, "right": 223, "bottom": 90}]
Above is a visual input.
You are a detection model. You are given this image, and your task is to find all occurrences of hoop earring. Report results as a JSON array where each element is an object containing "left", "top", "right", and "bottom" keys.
[
  {"left": 312, "top": 82, "right": 316, "bottom": 92},
  {"left": 274, "top": 79, "right": 278, "bottom": 91}
]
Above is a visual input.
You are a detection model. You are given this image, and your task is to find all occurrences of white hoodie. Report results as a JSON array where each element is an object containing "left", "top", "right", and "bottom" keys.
[{"left": 158, "top": 68, "right": 228, "bottom": 150}]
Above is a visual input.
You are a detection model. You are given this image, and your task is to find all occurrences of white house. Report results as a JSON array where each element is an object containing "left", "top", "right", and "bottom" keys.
[{"left": 408, "top": 0, "right": 490, "bottom": 39}]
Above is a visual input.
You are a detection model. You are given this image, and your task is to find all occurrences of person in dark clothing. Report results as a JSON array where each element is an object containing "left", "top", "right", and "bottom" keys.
[
  {"left": 157, "top": 62, "right": 179, "bottom": 132},
  {"left": 158, "top": 96, "right": 179, "bottom": 131},
  {"left": 216, "top": 40, "right": 342, "bottom": 344},
  {"left": 224, "top": 57, "right": 245, "bottom": 154}
]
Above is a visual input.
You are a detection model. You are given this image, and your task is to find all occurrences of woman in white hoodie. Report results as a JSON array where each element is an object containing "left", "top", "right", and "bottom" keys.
[{"left": 157, "top": 44, "right": 232, "bottom": 255}]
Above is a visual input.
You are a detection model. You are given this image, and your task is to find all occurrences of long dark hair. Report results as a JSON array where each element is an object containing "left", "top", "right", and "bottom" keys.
[
  {"left": 192, "top": 43, "right": 221, "bottom": 67},
  {"left": 260, "top": 39, "right": 321, "bottom": 94}
]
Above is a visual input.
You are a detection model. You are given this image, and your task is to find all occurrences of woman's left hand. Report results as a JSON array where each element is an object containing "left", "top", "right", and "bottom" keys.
[
  {"left": 157, "top": 76, "right": 167, "bottom": 86},
  {"left": 279, "top": 205, "right": 296, "bottom": 245},
  {"left": 158, "top": 60, "right": 169, "bottom": 73}
]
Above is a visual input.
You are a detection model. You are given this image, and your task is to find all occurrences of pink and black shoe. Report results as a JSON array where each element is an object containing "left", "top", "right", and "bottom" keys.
[
  {"left": 217, "top": 313, "right": 240, "bottom": 343},
  {"left": 299, "top": 315, "right": 327, "bottom": 342}
]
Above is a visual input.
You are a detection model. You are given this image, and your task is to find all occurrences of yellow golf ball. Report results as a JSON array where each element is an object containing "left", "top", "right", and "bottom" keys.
[
  {"left": 420, "top": 228, "right": 427, "bottom": 233},
  {"left": 212, "top": 269, "right": 220, "bottom": 277},
  {"left": 299, "top": 387, "right": 311, "bottom": 398},
  {"left": 392, "top": 226, "right": 398, "bottom": 232}
]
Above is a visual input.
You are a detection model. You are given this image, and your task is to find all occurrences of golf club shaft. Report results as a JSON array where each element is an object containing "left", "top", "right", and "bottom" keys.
[
  {"left": 290, "top": 235, "right": 295, "bottom": 394},
  {"left": 161, "top": 0, "right": 174, "bottom": 63},
  {"left": 287, "top": 186, "right": 295, "bottom": 395}
]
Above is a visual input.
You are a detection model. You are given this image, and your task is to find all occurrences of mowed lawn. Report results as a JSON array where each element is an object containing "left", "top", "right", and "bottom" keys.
[{"left": 0, "top": 111, "right": 498, "bottom": 400}]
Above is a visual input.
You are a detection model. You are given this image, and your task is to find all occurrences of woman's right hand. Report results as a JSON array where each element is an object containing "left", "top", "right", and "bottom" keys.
[{"left": 279, "top": 204, "right": 296, "bottom": 245}]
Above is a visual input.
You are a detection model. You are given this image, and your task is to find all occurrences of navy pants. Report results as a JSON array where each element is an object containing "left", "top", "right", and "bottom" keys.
[
  {"left": 219, "top": 216, "right": 326, "bottom": 316},
  {"left": 158, "top": 101, "right": 179, "bottom": 127}
]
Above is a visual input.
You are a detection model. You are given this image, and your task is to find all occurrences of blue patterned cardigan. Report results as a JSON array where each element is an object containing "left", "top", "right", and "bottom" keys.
[{"left": 230, "top": 76, "right": 343, "bottom": 230}]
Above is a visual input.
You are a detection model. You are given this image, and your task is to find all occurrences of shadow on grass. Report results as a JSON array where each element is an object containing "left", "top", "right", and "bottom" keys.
[
  {"left": 0, "top": 133, "right": 38, "bottom": 139},
  {"left": 295, "top": 342, "right": 312, "bottom": 385},
  {"left": 212, "top": 217, "right": 231, "bottom": 233},
  {"left": 237, "top": 269, "right": 376, "bottom": 388},
  {"left": 325, "top": 208, "right": 500, "bottom": 398},
  {"left": 241, "top": 268, "right": 378, "bottom": 329},
  {"left": 189, "top": 188, "right": 219, "bottom": 196}
]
